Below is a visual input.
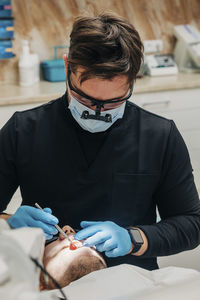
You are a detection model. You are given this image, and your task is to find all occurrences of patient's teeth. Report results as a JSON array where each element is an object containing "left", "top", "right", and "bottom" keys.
[{"left": 73, "top": 240, "right": 83, "bottom": 248}]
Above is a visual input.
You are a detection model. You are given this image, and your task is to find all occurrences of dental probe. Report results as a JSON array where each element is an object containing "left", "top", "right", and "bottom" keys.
[{"left": 34, "top": 202, "right": 73, "bottom": 243}]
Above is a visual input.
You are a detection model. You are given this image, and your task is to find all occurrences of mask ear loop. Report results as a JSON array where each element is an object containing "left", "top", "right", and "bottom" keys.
[{"left": 30, "top": 256, "right": 68, "bottom": 300}]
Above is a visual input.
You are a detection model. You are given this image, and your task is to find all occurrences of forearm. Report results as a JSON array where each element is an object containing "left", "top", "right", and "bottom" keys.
[{"left": 136, "top": 214, "right": 200, "bottom": 257}]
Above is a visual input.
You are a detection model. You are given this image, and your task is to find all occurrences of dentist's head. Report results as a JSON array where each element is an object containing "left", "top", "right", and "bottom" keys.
[{"left": 64, "top": 12, "right": 143, "bottom": 133}]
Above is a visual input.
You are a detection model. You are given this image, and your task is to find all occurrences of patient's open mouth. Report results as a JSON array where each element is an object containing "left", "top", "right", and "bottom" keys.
[
  {"left": 62, "top": 239, "right": 83, "bottom": 251},
  {"left": 70, "top": 242, "right": 77, "bottom": 250},
  {"left": 70, "top": 239, "right": 83, "bottom": 249}
]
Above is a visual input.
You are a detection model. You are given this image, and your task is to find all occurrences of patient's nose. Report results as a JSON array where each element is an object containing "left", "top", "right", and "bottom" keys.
[{"left": 59, "top": 226, "right": 75, "bottom": 240}]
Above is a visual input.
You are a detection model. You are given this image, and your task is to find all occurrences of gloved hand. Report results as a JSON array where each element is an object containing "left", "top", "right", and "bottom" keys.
[
  {"left": 74, "top": 221, "right": 132, "bottom": 257},
  {"left": 7, "top": 205, "right": 59, "bottom": 240}
]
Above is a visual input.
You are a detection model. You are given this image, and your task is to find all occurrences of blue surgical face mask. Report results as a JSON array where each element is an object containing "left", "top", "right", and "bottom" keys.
[{"left": 68, "top": 95, "right": 126, "bottom": 133}]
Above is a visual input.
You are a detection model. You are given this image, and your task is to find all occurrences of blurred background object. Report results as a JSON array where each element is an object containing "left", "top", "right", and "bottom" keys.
[
  {"left": 0, "top": 18, "right": 14, "bottom": 39},
  {"left": 0, "top": 0, "right": 12, "bottom": 17},
  {"left": 173, "top": 24, "right": 200, "bottom": 72},
  {"left": 41, "top": 45, "right": 68, "bottom": 82},
  {"left": 0, "top": 39, "right": 14, "bottom": 59},
  {"left": 0, "top": 0, "right": 14, "bottom": 60},
  {"left": 145, "top": 54, "right": 178, "bottom": 76},
  {"left": 18, "top": 40, "right": 38, "bottom": 86}
]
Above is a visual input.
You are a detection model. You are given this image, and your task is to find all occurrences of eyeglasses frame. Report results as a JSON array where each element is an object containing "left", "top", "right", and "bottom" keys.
[{"left": 67, "top": 65, "right": 134, "bottom": 108}]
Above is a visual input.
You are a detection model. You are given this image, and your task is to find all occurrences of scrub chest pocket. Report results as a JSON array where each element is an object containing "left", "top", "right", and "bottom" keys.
[{"left": 111, "top": 173, "right": 159, "bottom": 224}]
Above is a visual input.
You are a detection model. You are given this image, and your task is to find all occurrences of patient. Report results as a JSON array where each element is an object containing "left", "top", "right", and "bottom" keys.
[{"left": 40, "top": 225, "right": 107, "bottom": 290}]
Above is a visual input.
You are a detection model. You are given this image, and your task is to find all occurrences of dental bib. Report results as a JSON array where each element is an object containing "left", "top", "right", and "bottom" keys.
[{"left": 0, "top": 220, "right": 57, "bottom": 299}]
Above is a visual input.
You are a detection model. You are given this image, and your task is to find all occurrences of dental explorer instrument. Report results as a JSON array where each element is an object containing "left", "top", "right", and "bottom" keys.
[{"left": 35, "top": 202, "right": 74, "bottom": 243}]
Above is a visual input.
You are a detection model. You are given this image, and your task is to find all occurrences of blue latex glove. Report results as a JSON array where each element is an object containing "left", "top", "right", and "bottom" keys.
[
  {"left": 7, "top": 205, "right": 59, "bottom": 240},
  {"left": 74, "top": 221, "right": 132, "bottom": 257}
]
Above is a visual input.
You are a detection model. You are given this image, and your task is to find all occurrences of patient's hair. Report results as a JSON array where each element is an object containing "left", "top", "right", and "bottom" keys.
[{"left": 44, "top": 254, "right": 106, "bottom": 289}]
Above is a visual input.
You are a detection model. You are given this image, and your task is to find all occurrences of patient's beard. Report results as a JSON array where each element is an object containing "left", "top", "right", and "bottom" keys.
[
  {"left": 41, "top": 254, "right": 106, "bottom": 290},
  {"left": 58, "top": 255, "right": 106, "bottom": 288}
]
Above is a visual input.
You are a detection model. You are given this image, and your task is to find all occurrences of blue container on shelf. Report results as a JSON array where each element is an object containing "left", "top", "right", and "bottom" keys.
[
  {"left": 41, "top": 45, "right": 68, "bottom": 82},
  {"left": 0, "top": 18, "right": 14, "bottom": 39},
  {"left": 0, "top": 1, "right": 12, "bottom": 17},
  {"left": 0, "top": 39, "right": 14, "bottom": 59}
]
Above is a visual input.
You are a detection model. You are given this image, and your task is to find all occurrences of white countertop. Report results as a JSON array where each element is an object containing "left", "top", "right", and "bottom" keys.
[{"left": 0, "top": 72, "right": 200, "bottom": 107}]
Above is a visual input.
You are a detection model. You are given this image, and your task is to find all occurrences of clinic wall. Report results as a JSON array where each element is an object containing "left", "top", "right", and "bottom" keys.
[{"left": 0, "top": 0, "right": 200, "bottom": 84}]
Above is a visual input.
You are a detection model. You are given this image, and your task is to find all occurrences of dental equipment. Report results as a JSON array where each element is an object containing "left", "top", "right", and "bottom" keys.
[
  {"left": 34, "top": 203, "right": 75, "bottom": 245},
  {"left": 173, "top": 24, "right": 200, "bottom": 72}
]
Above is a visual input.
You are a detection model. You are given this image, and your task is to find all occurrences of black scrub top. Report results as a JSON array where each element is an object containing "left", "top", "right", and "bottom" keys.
[{"left": 0, "top": 92, "right": 200, "bottom": 271}]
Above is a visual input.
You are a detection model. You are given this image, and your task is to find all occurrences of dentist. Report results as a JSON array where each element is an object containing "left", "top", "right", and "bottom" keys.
[{"left": 0, "top": 12, "right": 200, "bottom": 271}]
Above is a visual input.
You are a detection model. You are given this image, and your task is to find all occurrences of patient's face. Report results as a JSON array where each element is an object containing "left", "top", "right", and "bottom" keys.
[{"left": 42, "top": 225, "right": 106, "bottom": 289}]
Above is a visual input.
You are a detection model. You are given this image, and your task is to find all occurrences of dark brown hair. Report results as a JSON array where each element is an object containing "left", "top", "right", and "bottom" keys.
[{"left": 68, "top": 11, "right": 144, "bottom": 85}]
